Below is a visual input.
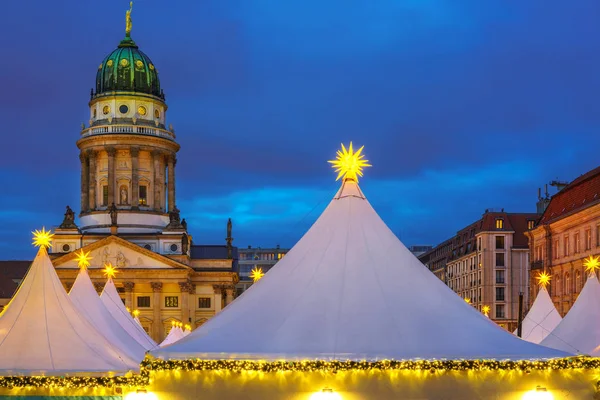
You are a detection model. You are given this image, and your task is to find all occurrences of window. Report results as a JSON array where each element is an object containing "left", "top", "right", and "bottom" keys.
[
  {"left": 597, "top": 225, "right": 600, "bottom": 247},
  {"left": 102, "top": 185, "right": 109, "bottom": 206},
  {"left": 564, "top": 235, "right": 569, "bottom": 257},
  {"left": 164, "top": 296, "right": 179, "bottom": 308},
  {"left": 576, "top": 270, "right": 582, "bottom": 292},
  {"left": 574, "top": 232, "right": 580, "bottom": 253},
  {"left": 496, "top": 287, "right": 505, "bottom": 301},
  {"left": 495, "top": 218, "right": 504, "bottom": 229},
  {"left": 586, "top": 228, "right": 592, "bottom": 251},
  {"left": 137, "top": 296, "right": 150, "bottom": 308},
  {"left": 528, "top": 220, "right": 535, "bottom": 230},
  {"left": 564, "top": 272, "right": 570, "bottom": 295},
  {"left": 139, "top": 185, "right": 148, "bottom": 205},
  {"left": 495, "top": 253, "right": 505, "bottom": 267},
  {"left": 496, "top": 270, "right": 505, "bottom": 284},
  {"left": 495, "top": 236, "right": 505, "bottom": 250},
  {"left": 478, "top": 237, "right": 482, "bottom": 251},
  {"left": 198, "top": 297, "right": 211, "bottom": 308},
  {"left": 496, "top": 304, "right": 505, "bottom": 319},
  {"left": 554, "top": 239, "right": 559, "bottom": 259}
]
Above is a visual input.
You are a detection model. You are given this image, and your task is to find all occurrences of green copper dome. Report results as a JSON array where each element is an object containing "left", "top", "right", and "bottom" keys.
[{"left": 95, "top": 36, "right": 163, "bottom": 99}]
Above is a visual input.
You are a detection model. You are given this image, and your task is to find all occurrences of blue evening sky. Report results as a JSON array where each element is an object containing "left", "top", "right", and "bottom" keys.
[{"left": 0, "top": 0, "right": 599, "bottom": 259}]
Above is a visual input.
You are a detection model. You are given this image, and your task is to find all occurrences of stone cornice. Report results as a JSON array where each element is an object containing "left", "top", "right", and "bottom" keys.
[{"left": 76, "top": 134, "right": 180, "bottom": 153}]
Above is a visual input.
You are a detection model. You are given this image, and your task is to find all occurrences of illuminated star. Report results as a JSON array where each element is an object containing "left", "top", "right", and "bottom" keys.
[
  {"left": 75, "top": 249, "right": 92, "bottom": 270},
  {"left": 481, "top": 305, "right": 490, "bottom": 317},
  {"left": 536, "top": 271, "right": 551, "bottom": 288},
  {"left": 32, "top": 227, "right": 54, "bottom": 249},
  {"left": 584, "top": 255, "right": 600, "bottom": 274},
  {"left": 464, "top": 297, "right": 471, "bottom": 304},
  {"left": 132, "top": 309, "right": 140, "bottom": 317},
  {"left": 250, "top": 267, "right": 265, "bottom": 283},
  {"left": 185, "top": 324, "right": 191, "bottom": 331},
  {"left": 103, "top": 263, "right": 119, "bottom": 279},
  {"left": 327, "top": 142, "right": 372, "bottom": 182}
]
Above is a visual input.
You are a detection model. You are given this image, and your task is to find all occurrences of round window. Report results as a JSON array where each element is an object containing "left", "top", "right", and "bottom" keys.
[
  {"left": 170, "top": 244, "right": 178, "bottom": 252},
  {"left": 120, "top": 58, "right": 129, "bottom": 67},
  {"left": 138, "top": 106, "right": 147, "bottom": 116},
  {"left": 144, "top": 244, "right": 152, "bottom": 250},
  {"left": 119, "top": 104, "right": 129, "bottom": 114},
  {"left": 103, "top": 105, "right": 110, "bottom": 115},
  {"left": 154, "top": 109, "right": 160, "bottom": 119},
  {"left": 62, "top": 244, "right": 70, "bottom": 252}
]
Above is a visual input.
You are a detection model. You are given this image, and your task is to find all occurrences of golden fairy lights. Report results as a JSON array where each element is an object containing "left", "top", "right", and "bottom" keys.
[
  {"left": 75, "top": 249, "right": 92, "bottom": 270},
  {"left": 250, "top": 267, "right": 265, "bottom": 283},
  {"left": 328, "top": 142, "right": 371, "bottom": 182},
  {"left": 32, "top": 227, "right": 54, "bottom": 249},
  {"left": 584, "top": 255, "right": 600, "bottom": 274},
  {"left": 103, "top": 262, "right": 119, "bottom": 279},
  {"left": 536, "top": 271, "right": 552, "bottom": 288}
]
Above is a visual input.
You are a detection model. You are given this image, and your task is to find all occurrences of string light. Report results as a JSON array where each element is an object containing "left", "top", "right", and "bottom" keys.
[{"left": 0, "top": 373, "right": 148, "bottom": 389}]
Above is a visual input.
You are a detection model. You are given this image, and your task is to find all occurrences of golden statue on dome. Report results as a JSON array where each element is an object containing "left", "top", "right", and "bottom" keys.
[{"left": 125, "top": 2, "right": 133, "bottom": 36}]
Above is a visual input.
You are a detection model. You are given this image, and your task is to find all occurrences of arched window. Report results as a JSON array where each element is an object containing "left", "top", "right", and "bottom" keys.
[
  {"left": 555, "top": 275, "right": 561, "bottom": 296},
  {"left": 575, "top": 270, "right": 581, "bottom": 293},
  {"left": 564, "top": 272, "right": 570, "bottom": 295}
]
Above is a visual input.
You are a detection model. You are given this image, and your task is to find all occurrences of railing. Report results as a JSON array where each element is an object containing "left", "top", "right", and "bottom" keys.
[
  {"left": 81, "top": 124, "right": 176, "bottom": 141},
  {"left": 531, "top": 260, "right": 544, "bottom": 270}
]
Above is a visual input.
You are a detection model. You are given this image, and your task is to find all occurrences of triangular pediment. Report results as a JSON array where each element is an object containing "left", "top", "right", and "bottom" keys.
[{"left": 53, "top": 235, "right": 191, "bottom": 270}]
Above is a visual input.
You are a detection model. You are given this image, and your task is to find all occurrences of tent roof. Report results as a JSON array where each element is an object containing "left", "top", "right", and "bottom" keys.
[
  {"left": 540, "top": 274, "right": 600, "bottom": 355},
  {"left": 0, "top": 248, "right": 136, "bottom": 375},
  {"left": 517, "top": 286, "right": 562, "bottom": 344},
  {"left": 153, "top": 180, "right": 570, "bottom": 361},
  {"left": 100, "top": 278, "right": 157, "bottom": 350},
  {"left": 160, "top": 326, "right": 184, "bottom": 347},
  {"left": 70, "top": 268, "right": 147, "bottom": 363}
]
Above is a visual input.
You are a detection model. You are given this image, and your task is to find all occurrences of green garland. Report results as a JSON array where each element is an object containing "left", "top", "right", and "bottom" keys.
[{"left": 0, "top": 371, "right": 149, "bottom": 389}]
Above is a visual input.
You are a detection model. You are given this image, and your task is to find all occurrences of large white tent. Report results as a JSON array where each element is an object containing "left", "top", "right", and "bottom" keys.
[
  {"left": 516, "top": 286, "right": 561, "bottom": 344},
  {"left": 540, "top": 273, "right": 600, "bottom": 355},
  {"left": 0, "top": 247, "right": 136, "bottom": 375},
  {"left": 100, "top": 278, "right": 157, "bottom": 350},
  {"left": 153, "top": 178, "right": 569, "bottom": 361},
  {"left": 69, "top": 268, "right": 147, "bottom": 363}
]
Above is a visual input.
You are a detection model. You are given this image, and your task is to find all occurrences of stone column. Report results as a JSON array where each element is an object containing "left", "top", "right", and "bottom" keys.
[
  {"left": 123, "top": 281, "right": 135, "bottom": 310},
  {"left": 131, "top": 147, "right": 140, "bottom": 209},
  {"left": 152, "top": 150, "right": 163, "bottom": 211},
  {"left": 151, "top": 282, "right": 163, "bottom": 340},
  {"left": 213, "top": 284, "right": 223, "bottom": 313},
  {"left": 188, "top": 283, "right": 196, "bottom": 326},
  {"left": 79, "top": 153, "right": 89, "bottom": 213},
  {"left": 106, "top": 146, "right": 116, "bottom": 206},
  {"left": 87, "top": 150, "right": 96, "bottom": 210},
  {"left": 224, "top": 284, "right": 235, "bottom": 306},
  {"left": 179, "top": 281, "right": 191, "bottom": 324},
  {"left": 168, "top": 153, "right": 176, "bottom": 211}
]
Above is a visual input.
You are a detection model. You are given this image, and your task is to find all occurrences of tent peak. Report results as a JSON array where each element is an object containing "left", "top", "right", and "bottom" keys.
[{"left": 335, "top": 178, "right": 366, "bottom": 200}]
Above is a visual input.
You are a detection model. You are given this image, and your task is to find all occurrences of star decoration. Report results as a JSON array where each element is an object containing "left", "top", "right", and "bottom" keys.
[
  {"left": 103, "top": 263, "right": 119, "bottom": 279},
  {"left": 328, "top": 142, "right": 371, "bottom": 182},
  {"left": 132, "top": 309, "right": 140, "bottom": 317},
  {"left": 536, "top": 271, "right": 552, "bottom": 288},
  {"left": 32, "top": 227, "right": 54, "bottom": 249},
  {"left": 185, "top": 324, "right": 191, "bottom": 331},
  {"left": 250, "top": 267, "right": 265, "bottom": 283},
  {"left": 584, "top": 255, "right": 600, "bottom": 274},
  {"left": 464, "top": 297, "right": 471, "bottom": 304},
  {"left": 481, "top": 305, "right": 490, "bottom": 317},
  {"left": 75, "top": 249, "right": 92, "bottom": 270}
]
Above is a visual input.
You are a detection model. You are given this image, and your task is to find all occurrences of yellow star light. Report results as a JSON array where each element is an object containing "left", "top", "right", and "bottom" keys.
[
  {"left": 536, "top": 271, "right": 552, "bottom": 288},
  {"left": 584, "top": 255, "right": 600, "bottom": 274},
  {"left": 481, "top": 305, "right": 490, "bottom": 317},
  {"left": 32, "top": 227, "right": 54, "bottom": 249},
  {"left": 132, "top": 309, "right": 140, "bottom": 317},
  {"left": 464, "top": 297, "right": 471, "bottom": 304},
  {"left": 103, "top": 263, "right": 119, "bottom": 279},
  {"left": 126, "top": 306, "right": 131, "bottom": 313},
  {"left": 185, "top": 324, "right": 191, "bottom": 331},
  {"left": 250, "top": 267, "right": 265, "bottom": 283},
  {"left": 75, "top": 249, "right": 92, "bottom": 270},
  {"left": 328, "top": 142, "right": 372, "bottom": 182}
]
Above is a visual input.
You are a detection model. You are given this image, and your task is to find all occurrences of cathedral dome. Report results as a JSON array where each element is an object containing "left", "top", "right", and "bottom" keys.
[{"left": 95, "top": 36, "right": 163, "bottom": 99}]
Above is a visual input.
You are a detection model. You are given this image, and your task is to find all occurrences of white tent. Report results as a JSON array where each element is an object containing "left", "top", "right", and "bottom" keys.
[
  {"left": 153, "top": 179, "right": 569, "bottom": 361},
  {"left": 0, "top": 247, "right": 136, "bottom": 375},
  {"left": 160, "top": 325, "right": 185, "bottom": 347},
  {"left": 100, "top": 278, "right": 157, "bottom": 350},
  {"left": 69, "top": 268, "right": 147, "bottom": 363},
  {"left": 134, "top": 316, "right": 143, "bottom": 327},
  {"left": 183, "top": 326, "right": 192, "bottom": 337},
  {"left": 540, "top": 273, "right": 600, "bottom": 355},
  {"left": 515, "top": 286, "right": 561, "bottom": 344}
]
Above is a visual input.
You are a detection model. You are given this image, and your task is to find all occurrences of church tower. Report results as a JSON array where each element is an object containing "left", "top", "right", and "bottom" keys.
[{"left": 77, "top": 4, "right": 181, "bottom": 235}]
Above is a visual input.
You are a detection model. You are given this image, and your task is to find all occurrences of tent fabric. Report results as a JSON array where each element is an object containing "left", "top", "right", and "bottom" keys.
[
  {"left": 160, "top": 326, "right": 184, "bottom": 347},
  {"left": 100, "top": 278, "right": 157, "bottom": 350},
  {"left": 515, "top": 287, "right": 562, "bottom": 344},
  {"left": 0, "top": 248, "right": 136, "bottom": 375},
  {"left": 69, "top": 269, "right": 146, "bottom": 364},
  {"left": 153, "top": 180, "right": 570, "bottom": 361},
  {"left": 540, "top": 274, "right": 600, "bottom": 355}
]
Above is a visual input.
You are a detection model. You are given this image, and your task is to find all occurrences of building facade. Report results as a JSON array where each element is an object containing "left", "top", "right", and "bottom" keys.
[
  {"left": 236, "top": 246, "right": 289, "bottom": 294},
  {"left": 528, "top": 166, "right": 600, "bottom": 316},
  {"left": 1, "top": 13, "right": 239, "bottom": 343},
  {"left": 419, "top": 210, "right": 537, "bottom": 331}
]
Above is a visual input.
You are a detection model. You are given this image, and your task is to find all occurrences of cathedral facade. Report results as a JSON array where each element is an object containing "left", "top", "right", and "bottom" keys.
[{"left": 47, "top": 13, "right": 238, "bottom": 343}]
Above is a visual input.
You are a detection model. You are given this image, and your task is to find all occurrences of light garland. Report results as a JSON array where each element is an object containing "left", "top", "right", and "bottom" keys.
[{"left": 0, "top": 373, "right": 148, "bottom": 389}]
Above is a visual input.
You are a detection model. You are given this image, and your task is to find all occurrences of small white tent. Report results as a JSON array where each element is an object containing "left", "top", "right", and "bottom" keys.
[
  {"left": 160, "top": 325, "right": 184, "bottom": 347},
  {"left": 100, "top": 278, "right": 157, "bottom": 350},
  {"left": 516, "top": 286, "right": 562, "bottom": 344},
  {"left": 153, "top": 177, "right": 569, "bottom": 361},
  {"left": 69, "top": 268, "right": 147, "bottom": 363},
  {"left": 540, "top": 273, "right": 600, "bottom": 355},
  {"left": 0, "top": 247, "right": 136, "bottom": 375}
]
